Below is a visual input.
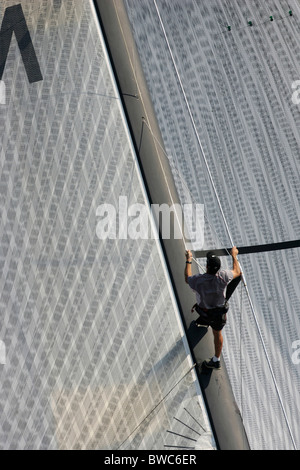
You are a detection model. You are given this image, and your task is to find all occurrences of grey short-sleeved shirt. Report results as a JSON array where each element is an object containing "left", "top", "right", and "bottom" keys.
[{"left": 187, "top": 269, "right": 234, "bottom": 309}]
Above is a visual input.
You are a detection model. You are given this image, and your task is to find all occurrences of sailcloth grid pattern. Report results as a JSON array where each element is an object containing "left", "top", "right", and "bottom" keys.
[{"left": 125, "top": 0, "right": 300, "bottom": 449}]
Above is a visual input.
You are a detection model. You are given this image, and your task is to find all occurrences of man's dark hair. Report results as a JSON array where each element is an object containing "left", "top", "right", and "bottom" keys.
[{"left": 206, "top": 252, "right": 221, "bottom": 275}]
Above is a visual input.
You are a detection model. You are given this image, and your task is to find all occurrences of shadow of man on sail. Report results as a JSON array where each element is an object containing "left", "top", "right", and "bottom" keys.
[{"left": 186, "top": 321, "right": 214, "bottom": 385}]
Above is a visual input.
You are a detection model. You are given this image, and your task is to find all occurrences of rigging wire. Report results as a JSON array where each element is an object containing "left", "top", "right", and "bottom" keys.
[
  {"left": 117, "top": 363, "right": 197, "bottom": 449},
  {"left": 153, "top": 0, "right": 234, "bottom": 250},
  {"left": 152, "top": 0, "right": 297, "bottom": 450},
  {"left": 141, "top": 117, "right": 208, "bottom": 271},
  {"left": 239, "top": 280, "right": 244, "bottom": 422}
]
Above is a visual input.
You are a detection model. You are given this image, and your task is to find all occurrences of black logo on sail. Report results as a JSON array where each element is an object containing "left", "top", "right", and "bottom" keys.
[{"left": 0, "top": 3, "right": 43, "bottom": 103}]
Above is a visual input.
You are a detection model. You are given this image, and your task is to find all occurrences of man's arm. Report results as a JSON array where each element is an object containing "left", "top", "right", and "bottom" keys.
[
  {"left": 185, "top": 249, "right": 193, "bottom": 283},
  {"left": 231, "top": 246, "right": 241, "bottom": 279}
]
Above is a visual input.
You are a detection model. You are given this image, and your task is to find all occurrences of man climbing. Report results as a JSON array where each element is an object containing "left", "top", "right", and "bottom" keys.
[{"left": 185, "top": 247, "right": 241, "bottom": 370}]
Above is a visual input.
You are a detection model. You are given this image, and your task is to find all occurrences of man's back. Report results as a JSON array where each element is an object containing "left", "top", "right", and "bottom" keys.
[{"left": 187, "top": 269, "right": 233, "bottom": 309}]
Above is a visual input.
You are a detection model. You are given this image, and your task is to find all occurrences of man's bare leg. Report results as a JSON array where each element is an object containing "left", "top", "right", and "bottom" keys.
[
  {"left": 212, "top": 329, "right": 223, "bottom": 359},
  {"left": 203, "top": 329, "right": 223, "bottom": 369}
]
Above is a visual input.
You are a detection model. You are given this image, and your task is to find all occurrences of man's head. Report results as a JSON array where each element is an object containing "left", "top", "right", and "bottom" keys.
[{"left": 206, "top": 252, "right": 221, "bottom": 275}]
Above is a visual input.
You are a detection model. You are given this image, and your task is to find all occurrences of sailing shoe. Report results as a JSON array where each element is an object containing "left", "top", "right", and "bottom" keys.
[{"left": 203, "top": 358, "right": 221, "bottom": 370}]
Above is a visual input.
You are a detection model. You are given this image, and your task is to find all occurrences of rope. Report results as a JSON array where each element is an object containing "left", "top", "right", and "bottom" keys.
[
  {"left": 153, "top": 0, "right": 297, "bottom": 450},
  {"left": 153, "top": 0, "right": 234, "bottom": 250},
  {"left": 140, "top": 117, "right": 208, "bottom": 272},
  {"left": 239, "top": 281, "right": 244, "bottom": 420}
]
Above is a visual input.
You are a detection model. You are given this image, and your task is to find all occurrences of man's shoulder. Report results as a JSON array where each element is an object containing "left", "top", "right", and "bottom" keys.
[
  {"left": 187, "top": 273, "right": 202, "bottom": 282},
  {"left": 187, "top": 272, "right": 204, "bottom": 287},
  {"left": 217, "top": 269, "right": 234, "bottom": 283}
]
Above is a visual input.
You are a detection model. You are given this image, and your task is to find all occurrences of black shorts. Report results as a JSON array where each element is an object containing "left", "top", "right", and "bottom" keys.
[{"left": 194, "top": 303, "right": 228, "bottom": 331}]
